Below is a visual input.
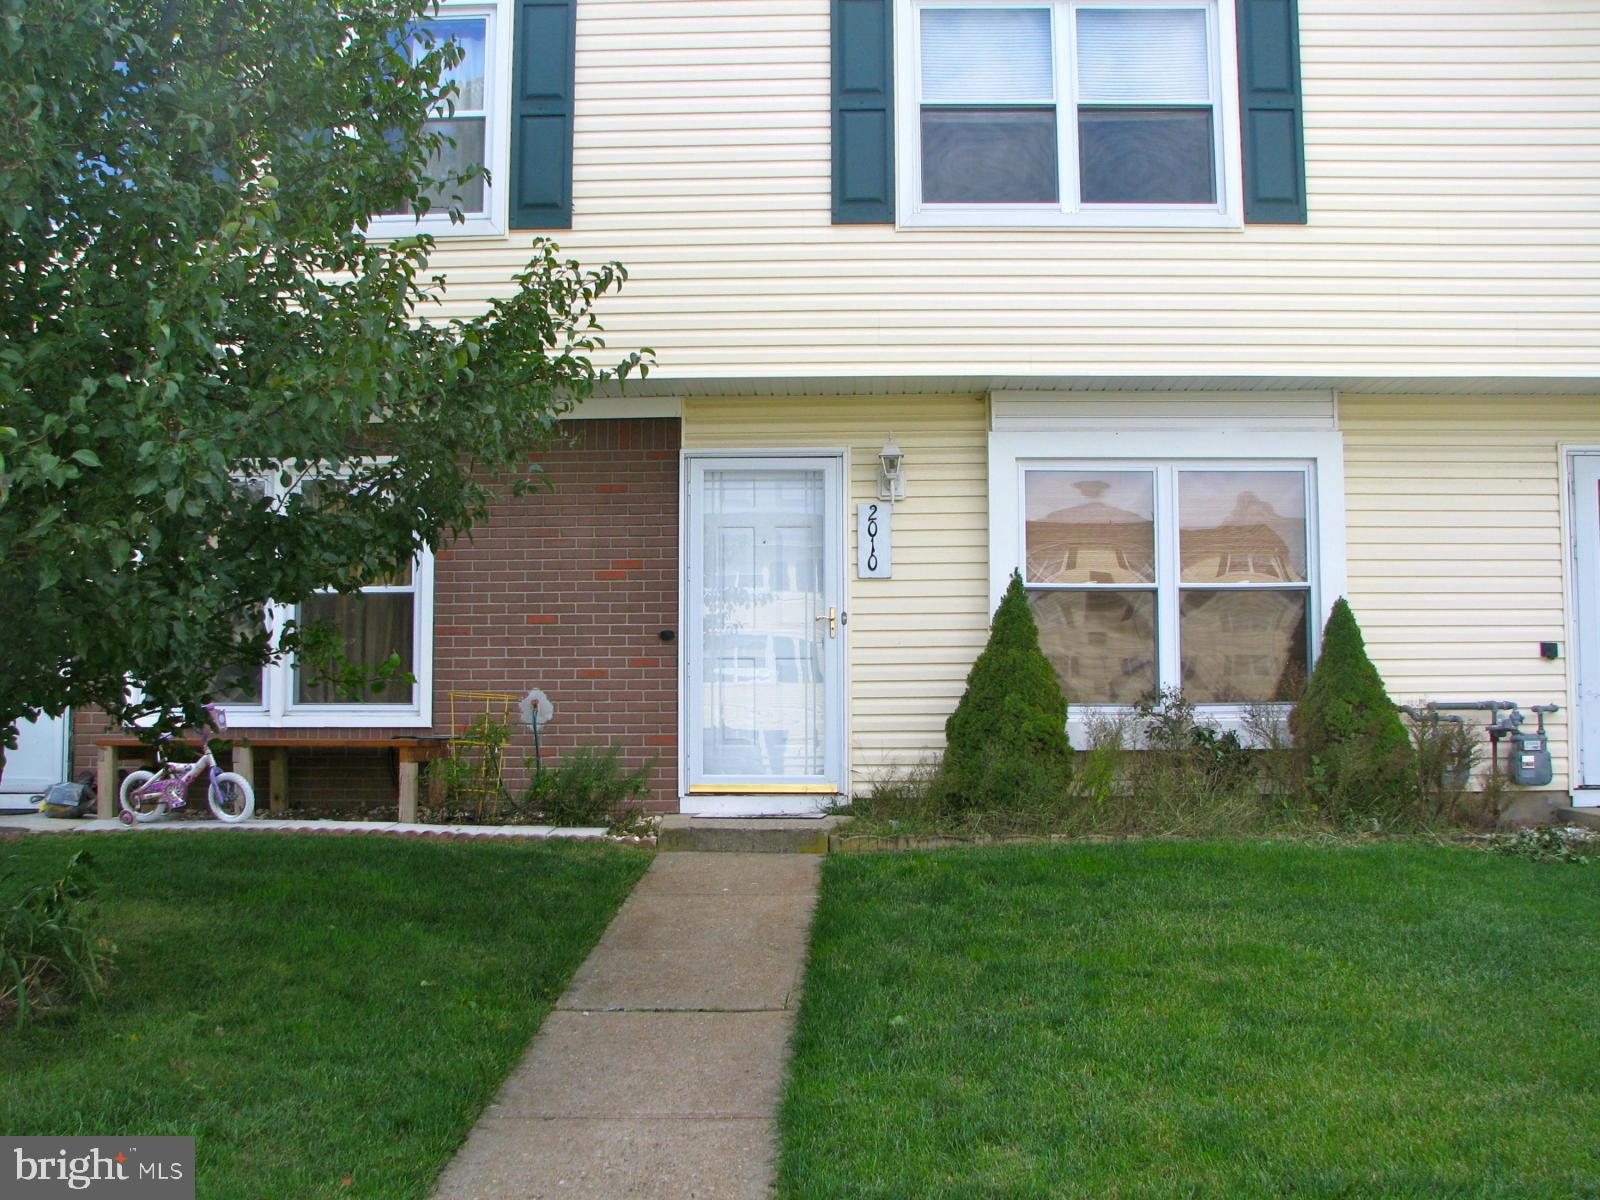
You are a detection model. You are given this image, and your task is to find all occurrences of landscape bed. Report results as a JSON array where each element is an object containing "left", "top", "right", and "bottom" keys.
[
  {"left": 0, "top": 833, "right": 649, "bottom": 1199},
  {"left": 777, "top": 840, "right": 1600, "bottom": 1199}
]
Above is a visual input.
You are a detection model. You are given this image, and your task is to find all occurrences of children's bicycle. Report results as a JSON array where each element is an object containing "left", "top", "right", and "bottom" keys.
[{"left": 118, "top": 704, "right": 256, "bottom": 824}]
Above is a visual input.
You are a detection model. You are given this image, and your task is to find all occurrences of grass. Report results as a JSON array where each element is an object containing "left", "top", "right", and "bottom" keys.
[
  {"left": 777, "top": 840, "right": 1600, "bottom": 1199},
  {"left": 0, "top": 832, "right": 648, "bottom": 1199}
]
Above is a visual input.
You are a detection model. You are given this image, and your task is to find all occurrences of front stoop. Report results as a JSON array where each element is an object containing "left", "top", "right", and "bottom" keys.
[{"left": 657, "top": 815, "right": 843, "bottom": 854}]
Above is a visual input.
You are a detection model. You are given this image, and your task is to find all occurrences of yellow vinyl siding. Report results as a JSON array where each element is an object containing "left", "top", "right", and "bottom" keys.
[
  {"left": 1341, "top": 395, "right": 1600, "bottom": 791},
  {"left": 682, "top": 395, "right": 989, "bottom": 791},
  {"left": 419, "top": 0, "right": 1600, "bottom": 381}
]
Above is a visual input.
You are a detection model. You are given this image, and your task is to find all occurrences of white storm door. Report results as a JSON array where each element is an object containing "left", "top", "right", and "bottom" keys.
[
  {"left": 686, "top": 456, "right": 845, "bottom": 794},
  {"left": 1, "top": 713, "right": 69, "bottom": 795},
  {"left": 1573, "top": 454, "right": 1600, "bottom": 792}
]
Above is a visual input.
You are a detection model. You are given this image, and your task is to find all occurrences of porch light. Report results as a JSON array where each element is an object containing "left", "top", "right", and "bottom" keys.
[{"left": 877, "top": 437, "right": 906, "bottom": 501}]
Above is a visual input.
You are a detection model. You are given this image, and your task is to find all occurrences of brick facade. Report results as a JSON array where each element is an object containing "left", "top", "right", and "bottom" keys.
[{"left": 71, "top": 417, "right": 682, "bottom": 814}]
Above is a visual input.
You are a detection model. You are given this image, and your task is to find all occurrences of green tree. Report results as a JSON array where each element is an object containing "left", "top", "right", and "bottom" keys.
[
  {"left": 1290, "top": 597, "right": 1414, "bottom": 816},
  {"left": 939, "top": 571, "right": 1073, "bottom": 809},
  {"left": 0, "top": 0, "right": 648, "bottom": 750}
]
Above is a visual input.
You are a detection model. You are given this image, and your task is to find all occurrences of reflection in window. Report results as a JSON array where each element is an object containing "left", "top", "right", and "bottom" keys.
[
  {"left": 1025, "top": 470, "right": 1155, "bottom": 584},
  {"left": 1031, "top": 589, "right": 1157, "bottom": 705},
  {"left": 1179, "top": 471, "right": 1307, "bottom": 582},
  {"left": 1179, "top": 589, "right": 1308, "bottom": 703},
  {"left": 1021, "top": 463, "right": 1315, "bottom": 708}
]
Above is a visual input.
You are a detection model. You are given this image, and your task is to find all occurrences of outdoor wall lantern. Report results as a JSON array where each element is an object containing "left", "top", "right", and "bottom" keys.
[{"left": 877, "top": 437, "right": 906, "bottom": 501}]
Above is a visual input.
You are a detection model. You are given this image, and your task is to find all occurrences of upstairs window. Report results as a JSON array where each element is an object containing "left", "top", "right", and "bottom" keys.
[
  {"left": 897, "top": 0, "right": 1243, "bottom": 229},
  {"left": 368, "top": 0, "right": 508, "bottom": 239}
]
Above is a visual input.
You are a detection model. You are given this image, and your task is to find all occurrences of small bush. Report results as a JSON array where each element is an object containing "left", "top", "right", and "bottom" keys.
[
  {"left": 1, "top": 851, "right": 113, "bottom": 1025},
  {"left": 938, "top": 571, "right": 1073, "bottom": 811},
  {"left": 1290, "top": 598, "right": 1415, "bottom": 822},
  {"left": 523, "top": 746, "right": 654, "bottom": 835},
  {"left": 1063, "top": 691, "right": 1290, "bottom": 837},
  {"left": 1406, "top": 709, "right": 1497, "bottom": 827},
  {"left": 847, "top": 761, "right": 952, "bottom": 829}
]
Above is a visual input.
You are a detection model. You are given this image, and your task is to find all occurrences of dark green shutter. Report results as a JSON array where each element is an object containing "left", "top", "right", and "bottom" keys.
[
  {"left": 509, "top": 0, "right": 575, "bottom": 229},
  {"left": 831, "top": 0, "right": 895, "bottom": 224},
  {"left": 1237, "top": 0, "right": 1307, "bottom": 224}
]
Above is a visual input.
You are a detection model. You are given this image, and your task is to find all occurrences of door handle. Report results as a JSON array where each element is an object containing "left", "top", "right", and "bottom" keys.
[{"left": 815, "top": 606, "right": 838, "bottom": 638}]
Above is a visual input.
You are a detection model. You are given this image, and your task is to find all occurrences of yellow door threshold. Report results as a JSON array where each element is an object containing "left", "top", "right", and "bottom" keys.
[{"left": 686, "top": 784, "right": 839, "bottom": 795}]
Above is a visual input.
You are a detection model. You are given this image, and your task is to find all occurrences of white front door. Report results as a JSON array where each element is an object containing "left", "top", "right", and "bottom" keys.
[
  {"left": 1574, "top": 454, "right": 1600, "bottom": 794},
  {"left": 684, "top": 455, "right": 846, "bottom": 811},
  {"left": 1, "top": 713, "right": 69, "bottom": 797}
]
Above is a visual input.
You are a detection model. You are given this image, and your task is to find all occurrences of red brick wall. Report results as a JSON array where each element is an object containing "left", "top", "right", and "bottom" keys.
[
  {"left": 71, "top": 417, "right": 681, "bottom": 814},
  {"left": 432, "top": 417, "right": 680, "bottom": 808}
]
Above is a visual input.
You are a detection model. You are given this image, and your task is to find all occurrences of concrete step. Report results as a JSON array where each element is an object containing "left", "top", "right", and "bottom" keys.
[{"left": 657, "top": 815, "right": 841, "bottom": 854}]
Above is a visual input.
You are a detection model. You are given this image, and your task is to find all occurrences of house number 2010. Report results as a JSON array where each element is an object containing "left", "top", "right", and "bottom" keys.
[{"left": 857, "top": 501, "right": 891, "bottom": 579}]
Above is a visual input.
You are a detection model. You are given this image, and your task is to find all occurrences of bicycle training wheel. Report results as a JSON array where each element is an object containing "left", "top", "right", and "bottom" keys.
[{"left": 118, "top": 771, "right": 164, "bottom": 822}]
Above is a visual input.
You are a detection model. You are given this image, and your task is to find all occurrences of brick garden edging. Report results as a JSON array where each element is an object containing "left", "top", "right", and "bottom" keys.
[{"left": 0, "top": 815, "right": 655, "bottom": 848}]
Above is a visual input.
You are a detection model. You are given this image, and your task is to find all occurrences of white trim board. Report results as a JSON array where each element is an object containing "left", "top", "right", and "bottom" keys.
[
  {"left": 989, "top": 390, "right": 1338, "bottom": 431},
  {"left": 564, "top": 395, "right": 682, "bottom": 421},
  {"left": 1563, "top": 446, "right": 1600, "bottom": 802},
  {"left": 678, "top": 794, "right": 837, "bottom": 817}
]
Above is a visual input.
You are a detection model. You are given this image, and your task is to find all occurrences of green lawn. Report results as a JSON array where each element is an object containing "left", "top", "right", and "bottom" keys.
[
  {"left": 777, "top": 841, "right": 1600, "bottom": 1199},
  {"left": 1, "top": 833, "right": 648, "bottom": 1199}
]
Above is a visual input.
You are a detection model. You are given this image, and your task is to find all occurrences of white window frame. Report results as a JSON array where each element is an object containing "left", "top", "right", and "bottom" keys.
[
  {"left": 989, "top": 430, "right": 1346, "bottom": 744},
  {"left": 895, "top": 0, "right": 1244, "bottom": 231},
  {"left": 221, "top": 472, "right": 435, "bottom": 730},
  {"left": 366, "top": 0, "right": 512, "bottom": 240}
]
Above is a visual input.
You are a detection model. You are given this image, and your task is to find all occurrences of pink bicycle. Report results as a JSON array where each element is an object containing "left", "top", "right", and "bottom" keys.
[{"left": 117, "top": 704, "right": 256, "bottom": 824}]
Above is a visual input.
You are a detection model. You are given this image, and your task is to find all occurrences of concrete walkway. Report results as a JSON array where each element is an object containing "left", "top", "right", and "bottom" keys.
[{"left": 432, "top": 852, "right": 821, "bottom": 1200}]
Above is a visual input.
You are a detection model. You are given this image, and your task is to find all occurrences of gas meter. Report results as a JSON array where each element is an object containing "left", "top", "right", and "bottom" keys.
[{"left": 1508, "top": 706, "right": 1557, "bottom": 787}]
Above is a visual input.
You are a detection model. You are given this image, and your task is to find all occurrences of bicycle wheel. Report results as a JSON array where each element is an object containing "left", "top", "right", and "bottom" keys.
[
  {"left": 208, "top": 772, "right": 255, "bottom": 823},
  {"left": 118, "top": 771, "right": 164, "bottom": 822}
]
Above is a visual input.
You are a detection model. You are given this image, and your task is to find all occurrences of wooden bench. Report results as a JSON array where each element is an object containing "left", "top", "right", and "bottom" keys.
[{"left": 92, "top": 734, "right": 452, "bottom": 823}]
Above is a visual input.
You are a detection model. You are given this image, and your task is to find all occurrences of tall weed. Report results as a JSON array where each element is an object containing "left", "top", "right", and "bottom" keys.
[{"left": 1, "top": 851, "right": 113, "bottom": 1025}]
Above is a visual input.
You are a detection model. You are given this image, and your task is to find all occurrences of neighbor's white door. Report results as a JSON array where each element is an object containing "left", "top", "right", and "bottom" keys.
[
  {"left": 1574, "top": 454, "right": 1600, "bottom": 793},
  {"left": 684, "top": 456, "right": 845, "bottom": 808},
  {"left": 1, "top": 713, "right": 69, "bottom": 796}
]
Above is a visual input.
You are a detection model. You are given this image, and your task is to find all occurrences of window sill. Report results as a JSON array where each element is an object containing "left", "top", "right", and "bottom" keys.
[
  {"left": 363, "top": 213, "right": 505, "bottom": 241},
  {"left": 897, "top": 204, "right": 1244, "bottom": 233},
  {"left": 222, "top": 709, "right": 431, "bottom": 730}
]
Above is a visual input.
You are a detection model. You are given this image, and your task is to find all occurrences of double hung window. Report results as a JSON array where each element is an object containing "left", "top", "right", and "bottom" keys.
[
  {"left": 215, "top": 473, "right": 434, "bottom": 728},
  {"left": 369, "top": 0, "right": 508, "bottom": 238},
  {"left": 900, "top": 0, "right": 1241, "bottom": 228},
  {"left": 1021, "top": 462, "right": 1315, "bottom": 706}
]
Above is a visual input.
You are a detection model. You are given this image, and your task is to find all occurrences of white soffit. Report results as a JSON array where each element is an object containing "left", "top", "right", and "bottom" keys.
[{"left": 585, "top": 374, "right": 1600, "bottom": 402}]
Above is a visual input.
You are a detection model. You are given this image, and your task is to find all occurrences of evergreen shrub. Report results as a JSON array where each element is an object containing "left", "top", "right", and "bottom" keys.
[
  {"left": 1289, "top": 598, "right": 1415, "bottom": 819},
  {"left": 938, "top": 571, "right": 1073, "bottom": 810}
]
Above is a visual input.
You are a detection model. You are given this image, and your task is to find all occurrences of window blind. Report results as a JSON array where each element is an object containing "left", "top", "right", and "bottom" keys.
[
  {"left": 1076, "top": 7, "right": 1211, "bottom": 104},
  {"left": 920, "top": 7, "right": 1055, "bottom": 103}
]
